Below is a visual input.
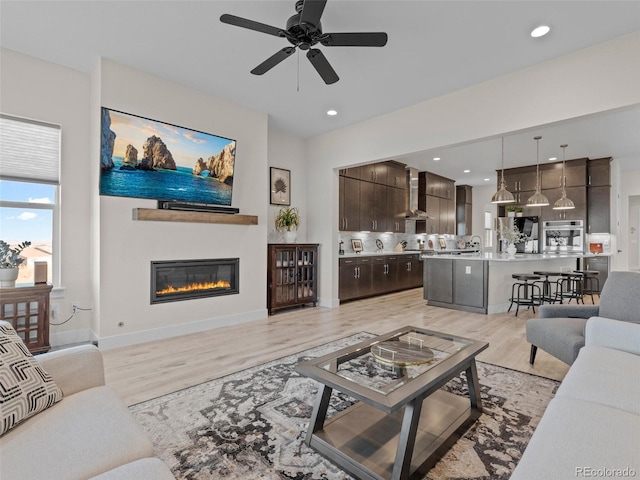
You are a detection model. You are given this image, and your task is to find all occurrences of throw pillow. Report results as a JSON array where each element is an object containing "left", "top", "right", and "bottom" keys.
[{"left": 0, "top": 322, "right": 63, "bottom": 435}]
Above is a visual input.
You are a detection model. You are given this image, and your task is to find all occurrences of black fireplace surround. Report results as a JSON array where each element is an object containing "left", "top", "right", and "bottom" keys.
[{"left": 151, "top": 258, "right": 239, "bottom": 304}]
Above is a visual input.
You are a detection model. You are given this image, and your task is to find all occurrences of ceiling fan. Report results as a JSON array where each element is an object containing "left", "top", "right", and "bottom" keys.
[{"left": 220, "top": 0, "right": 388, "bottom": 85}]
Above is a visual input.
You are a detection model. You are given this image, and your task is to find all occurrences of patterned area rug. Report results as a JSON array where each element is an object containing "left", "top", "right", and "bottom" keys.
[{"left": 131, "top": 333, "right": 559, "bottom": 479}]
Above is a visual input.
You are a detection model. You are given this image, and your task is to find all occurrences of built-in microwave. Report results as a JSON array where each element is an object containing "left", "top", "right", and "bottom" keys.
[{"left": 541, "top": 220, "right": 584, "bottom": 253}]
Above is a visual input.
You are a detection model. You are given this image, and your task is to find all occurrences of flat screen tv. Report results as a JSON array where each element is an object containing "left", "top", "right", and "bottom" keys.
[{"left": 100, "top": 107, "right": 236, "bottom": 207}]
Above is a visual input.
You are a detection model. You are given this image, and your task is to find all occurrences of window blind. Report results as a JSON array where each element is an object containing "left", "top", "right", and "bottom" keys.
[{"left": 0, "top": 114, "right": 60, "bottom": 184}]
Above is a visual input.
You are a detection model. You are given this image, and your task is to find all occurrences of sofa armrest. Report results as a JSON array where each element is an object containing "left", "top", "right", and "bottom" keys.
[
  {"left": 36, "top": 344, "right": 105, "bottom": 396},
  {"left": 585, "top": 317, "right": 640, "bottom": 356},
  {"left": 538, "top": 304, "right": 599, "bottom": 319}
]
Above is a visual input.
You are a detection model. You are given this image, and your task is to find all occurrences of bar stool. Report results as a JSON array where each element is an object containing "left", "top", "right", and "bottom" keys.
[
  {"left": 509, "top": 274, "right": 542, "bottom": 316},
  {"left": 557, "top": 272, "right": 584, "bottom": 304},
  {"left": 573, "top": 270, "right": 600, "bottom": 303},
  {"left": 532, "top": 271, "right": 564, "bottom": 304}
]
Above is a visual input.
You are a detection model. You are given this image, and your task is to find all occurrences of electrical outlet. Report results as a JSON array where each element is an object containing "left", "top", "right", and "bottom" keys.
[
  {"left": 51, "top": 303, "right": 59, "bottom": 319},
  {"left": 465, "top": 266, "right": 471, "bottom": 274}
]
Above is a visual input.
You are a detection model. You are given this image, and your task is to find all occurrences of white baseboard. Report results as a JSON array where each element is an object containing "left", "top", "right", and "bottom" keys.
[
  {"left": 50, "top": 328, "right": 97, "bottom": 348},
  {"left": 318, "top": 297, "right": 340, "bottom": 308},
  {"left": 97, "top": 309, "right": 268, "bottom": 350}
]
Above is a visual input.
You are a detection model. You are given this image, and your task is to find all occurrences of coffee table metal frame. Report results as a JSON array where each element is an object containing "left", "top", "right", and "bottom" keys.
[{"left": 295, "top": 326, "right": 489, "bottom": 480}]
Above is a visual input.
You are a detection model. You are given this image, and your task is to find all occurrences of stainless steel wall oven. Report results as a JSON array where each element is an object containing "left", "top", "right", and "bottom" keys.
[{"left": 541, "top": 220, "right": 584, "bottom": 253}]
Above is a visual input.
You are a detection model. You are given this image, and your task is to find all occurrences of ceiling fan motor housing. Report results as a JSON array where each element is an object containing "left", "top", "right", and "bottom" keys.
[{"left": 286, "top": 13, "right": 322, "bottom": 49}]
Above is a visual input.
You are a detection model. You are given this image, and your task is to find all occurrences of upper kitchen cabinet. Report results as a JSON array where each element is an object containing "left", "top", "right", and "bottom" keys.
[
  {"left": 587, "top": 157, "right": 612, "bottom": 233},
  {"left": 338, "top": 160, "right": 407, "bottom": 232},
  {"left": 339, "top": 175, "right": 360, "bottom": 231},
  {"left": 339, "top": 166, "right": 361, "bottom": 179},
  {"left": 386, "top": 161, "right": 407, "bottom": 189},
  {"left": 456, "top": 185, "right": 472, "bottom": 236},
  {"left": 540, "top": 158, "right": 587, "bottom": 189},
  {"left": 540, "top": 186, "right": 587, "bottom": 221},
  {"left": 503, "top": 165, "right": 539, "bottom": 193},
  {"left": 416, "top": 171, "right": 455, "bottom": 235}
]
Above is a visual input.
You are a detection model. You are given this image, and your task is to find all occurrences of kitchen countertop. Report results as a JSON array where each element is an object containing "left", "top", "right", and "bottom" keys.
[
  {"left": 339, "top": 250, "right": 424, "bottom": 258},
  {"left": 422, "top": 252, "right": 612, "bottom": 262}
]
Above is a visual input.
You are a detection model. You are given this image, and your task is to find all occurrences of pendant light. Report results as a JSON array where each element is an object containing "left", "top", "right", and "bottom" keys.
[
  {"left": 553, "top": 144, "right": 575, "bottom": 210},
  {"left": 491, "top": 137, "right": 515, "bottom": 204},
  {"left": 527, "top": 135, "right": 549, "bottom": 207}
]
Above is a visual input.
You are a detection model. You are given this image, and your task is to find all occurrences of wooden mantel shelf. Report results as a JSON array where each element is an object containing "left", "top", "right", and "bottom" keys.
[{"left": 132, "top": 208, "right": 258, "bottom": 225}]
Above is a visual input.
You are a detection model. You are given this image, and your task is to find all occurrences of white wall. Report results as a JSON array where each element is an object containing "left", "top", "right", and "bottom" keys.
[
  {"left": 306, "top": 32, "right": 640, "bottom": 303},
  {"left": 267, "top": 125, "right": 308, "bottom": 243},
  {"left": 617, "top": 170, "right": 640, "bottom": 271},
  {"left": 95, "top": 59, "right": 269, "bottom": 348},
  {"left": 0, "top": 48, "right": 94, "bottom": 346}
]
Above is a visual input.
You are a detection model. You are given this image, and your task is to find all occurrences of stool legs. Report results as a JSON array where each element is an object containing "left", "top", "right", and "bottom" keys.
[
  {"left": 509, "top": 280, "right": 542, "bottom": 316},
  {"left": 530, "top": 345, "right": 538, "bottom": 365}
]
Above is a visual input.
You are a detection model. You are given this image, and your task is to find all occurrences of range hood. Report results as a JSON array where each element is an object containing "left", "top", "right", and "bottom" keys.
[{"left": 405, "top": 167, "right": 431, "bottom": 219}]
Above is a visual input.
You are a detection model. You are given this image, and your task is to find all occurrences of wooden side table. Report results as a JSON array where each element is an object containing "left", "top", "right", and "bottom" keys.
[{"left": 0, "top": 284, "right": 53, "bottom": 353}]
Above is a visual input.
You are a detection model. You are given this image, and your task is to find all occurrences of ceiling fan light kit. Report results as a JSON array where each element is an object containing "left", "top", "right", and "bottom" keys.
[
  {"left": 527, "top": 135, "right": 550, "bottom": 207},
  {"left": 220, "top": 0, "right": 388, "bottom": 85}
]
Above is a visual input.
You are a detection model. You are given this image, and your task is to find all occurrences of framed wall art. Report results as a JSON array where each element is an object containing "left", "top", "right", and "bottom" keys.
[{"left": 270, "top": 167, "right": 291, "bottom": 205}]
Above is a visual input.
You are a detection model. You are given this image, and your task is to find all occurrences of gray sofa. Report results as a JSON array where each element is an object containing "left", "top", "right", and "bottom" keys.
[
  {"left": 527, "top": 271, "right": 640, "bottom": 365},
  {"left": 0, "top": 340, "right": 175, "bottom": 480},
  {"left": 511, "top": 317, "right": 640, "bottom": 479}
]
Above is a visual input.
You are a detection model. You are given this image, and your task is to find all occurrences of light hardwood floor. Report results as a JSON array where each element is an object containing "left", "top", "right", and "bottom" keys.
[{"left": 102, "top": 288, "right": 572, "bottom": 406}]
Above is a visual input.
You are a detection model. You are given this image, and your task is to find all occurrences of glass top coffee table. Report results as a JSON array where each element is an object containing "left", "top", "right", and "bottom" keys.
[{"left": 295, "top": 326, "right": 489, "bottom": 480}]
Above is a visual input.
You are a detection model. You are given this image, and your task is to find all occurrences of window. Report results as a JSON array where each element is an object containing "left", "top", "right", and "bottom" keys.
[{"left": 0, "top": 114, "right": 60, "bottom": 286}]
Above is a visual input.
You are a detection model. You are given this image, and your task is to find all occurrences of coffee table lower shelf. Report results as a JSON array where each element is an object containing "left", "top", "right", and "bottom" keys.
[{"left": 308, "top": 389, "right": 478, "bottom": 480}]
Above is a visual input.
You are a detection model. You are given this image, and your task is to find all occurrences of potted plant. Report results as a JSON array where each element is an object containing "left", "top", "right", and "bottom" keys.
[
  {"left": 505, "top": 205, "right": 523, "bottom": 217},
  {"left": 0, "top": 240, "right": 31, "bottom": 288},
  {"left": 275, "top": 207, "right": 300, "bottom": 243},
  {"left": 496, "top": 225, "right": 524, "bottom": 256}
]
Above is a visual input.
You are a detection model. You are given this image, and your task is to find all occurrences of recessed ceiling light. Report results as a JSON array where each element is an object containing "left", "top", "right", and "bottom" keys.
[
  {"left": 531, "top": 25, "right": 550, "bottom": 38},
  {"left": 433, "top": 157, "right": 440, "bottom": 161},
  {"left": 326, "top": 109, "right": 338, "bottom": 116},
  {"left": 548, "top": 157, "right": 557, "bottom": 161},
  {"left": 484, "top": 178, "right": 491, "bottom": 182},
  {"left": 463, "top": 169, "right": 470, "bottom": 173}
]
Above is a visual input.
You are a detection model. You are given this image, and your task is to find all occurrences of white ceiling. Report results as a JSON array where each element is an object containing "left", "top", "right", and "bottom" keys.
[{"left": 2, "top": 0, "right": 639, "bottom": 185}]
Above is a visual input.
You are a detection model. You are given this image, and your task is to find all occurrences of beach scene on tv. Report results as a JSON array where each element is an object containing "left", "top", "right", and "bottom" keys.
[{"left": 100, "top": 108, "right": 235, "bottom": 206}]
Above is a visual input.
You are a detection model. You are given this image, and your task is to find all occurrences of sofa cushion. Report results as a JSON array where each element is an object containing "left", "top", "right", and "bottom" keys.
[
  {"left": 598, "top": 271, "right": 640, "bottom": 323},
  {"left": 0, "top": 385, "right": 154, "bottom": 480},
  {"left": 0, "top": 322, "right": 63, "bottom": 435},
  {"left": 511, "top": 397, "right": 640, "bottom": 480},
  {"left": 89, "top": 458, "right": 175, "bottom": 480},
  {"left": 555, "top": 345, "right": 640, "bottom": 416}
]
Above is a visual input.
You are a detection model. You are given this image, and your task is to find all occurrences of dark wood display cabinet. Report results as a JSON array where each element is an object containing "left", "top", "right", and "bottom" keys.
[
  {"left": 0, "top": 284, "right": 53, "bottom": 354},
  {"left": 267, "top": 244, "right": 318, "bottom": 315}
]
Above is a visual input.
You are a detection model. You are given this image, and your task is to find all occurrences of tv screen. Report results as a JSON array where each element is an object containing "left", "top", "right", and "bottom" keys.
[{"left": 100, "top": 107, "right": 236, "bottom": 206}]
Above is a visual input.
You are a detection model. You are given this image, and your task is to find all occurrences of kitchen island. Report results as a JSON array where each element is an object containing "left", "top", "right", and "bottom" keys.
[{"left": 422, "top": 252, "right": 602, "bottom": 314}]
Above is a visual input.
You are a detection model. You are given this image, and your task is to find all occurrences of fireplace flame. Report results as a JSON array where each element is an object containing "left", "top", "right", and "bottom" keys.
[{"left": 156, "top": 280, "right": 231, "bottom": 296}]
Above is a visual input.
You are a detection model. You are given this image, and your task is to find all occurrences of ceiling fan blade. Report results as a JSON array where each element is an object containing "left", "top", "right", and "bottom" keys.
[
  {"left": 300, "top": 0, "right": 327, "bottom": 27},
  {"left": 251, "top": 47, "right": 296, "bottom": 75},
  {"left": 321, "top": 32, "right": 388, "bottom": 47},
  {"left": 220, "top": 14, "right": 285, "bottom": 38},
  {"left": 306, "top": 49, "right": 339, "bottom": 85}
]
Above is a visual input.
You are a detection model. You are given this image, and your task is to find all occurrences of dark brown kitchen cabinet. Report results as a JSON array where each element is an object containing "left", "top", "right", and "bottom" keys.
[
  {"left": 388, "top": 187, "right": 406, "bottom": 233},
  {"left": 540, "top": 158, "right": 587, "bottom": 188},
  {"left": 540, "top": 186, "right": 587, "bottom": 222},
  {"left": 440, "top": 199, "right": 455, "bottom": 235},
  {"left": 587, "top": 158, "right": 611, "bottom": 233},
  {"left": 339, "top": 175, "right": 360, "bottom": 231},
  {"left": 417, "top": 171, "right": 455, "bottom": 234},
  {"left": 339, "top": 166, "right": 361, "bottom": 179},
  {"left": 339, "top": 161, "right": 407, "bottom": 232},
  {"left": 371, "top": 256, "right": 398, "bottom": 295},
  {"left": 339, "top": 254, "right": 422, "bottom": 302},
  {"left": 416, "top": 194, "right": 441, "bottom": 234},
  {"left": 456, "top": 185, "right": 472, "bottom": 236},
  {"left": 583, "top": 256, "right": 609, "bottom": 292},
  {"left": 386, "top": 161, "right": 407, "bottom": 189},
  {"left": 267, "top": 244, "right": 318, "bottom": 315},
  {"left": 588, "top": 157, "right": 611, "bottom": 187},
  {"left": 503, "top": 165, "right": 539, "bottom": 193},
  {"left": 339, "top": 257, "right": 372, "bottom": 301}
]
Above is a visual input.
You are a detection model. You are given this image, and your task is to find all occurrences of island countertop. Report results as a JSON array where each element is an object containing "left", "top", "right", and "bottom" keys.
[{"left": 421, "top": 252, "right": 611, "bottom": 262}]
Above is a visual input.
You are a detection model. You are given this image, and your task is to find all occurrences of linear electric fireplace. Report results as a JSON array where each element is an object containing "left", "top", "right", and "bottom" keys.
[{"left": 151, "top": 258, "right": 239, "bottom": 304}]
